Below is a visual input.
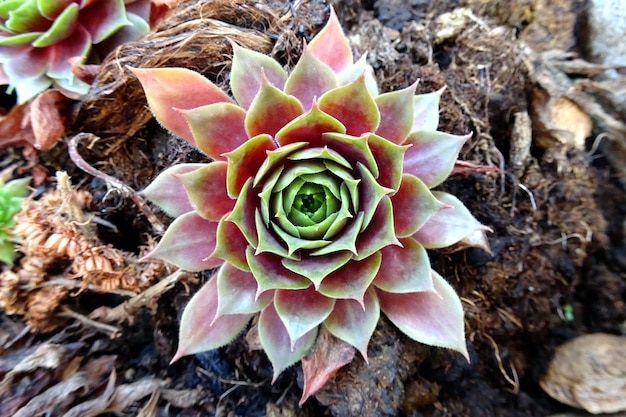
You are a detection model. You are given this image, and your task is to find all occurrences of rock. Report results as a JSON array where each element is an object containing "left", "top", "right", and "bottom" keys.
[{"left": 540, "top": 333, "right": 626, "bottom": 414}]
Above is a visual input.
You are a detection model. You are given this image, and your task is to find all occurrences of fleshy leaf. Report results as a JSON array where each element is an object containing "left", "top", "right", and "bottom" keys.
[
  {"left": 284, "top": 45, "right": 338, "bottom": 109},
  {"left": 391, "top": 174, "right": 448, "bottom": 238},
  {"left": 47, "top": 25, "right": 91, "bottom": 80},
  {"left": 275, "top": 102, "right": 345, "bottom": 148},
  {"left": 230, "top": 41, "right": 287, "bottom": 109},
  {"left": 258, "top": 304, "right": 317, "bottom": 382},
  {"left": 245, "top": 76, "right": 303, "bottom": 137},
  {"left": 180, "top": 103, "right": 247, "bottom": 161},
  {"left": 246, "top": 247, "right": 310, "bottom": 295},
  {"left": 32, "top": 3, "right": 78, "bottom": 48},
  {"left": 403, "top": 131, "right": 470, "bottom": 188},
  {"left": 141, "top": 163, "right": 205, "bottom": 217},
  {"left": 354, "top": 196, "right": 400, "bottom": 260},
  {"left": 323, "top": 132, "right": 378, "bottom": 178},
  {"left": 172, "top": 276, "right": 251, "bottom": 362},
  {"left": 215, "top": 263, "right": 272, "bottom": 318},
  {"left": 308, "top": 7, "right": 353, "bottom": 73},
  {"left": 226, "top": 179, "right": 258, "bottom": 247},
  {"left": 318, "top": 253, "right": 381, "bottom": 303},
  {"left": 275, "top": 285, "right": 335, "bottom": 349},
  {"left": 129, "top": 67, "right": 233, "bottom": 145},
  {"left": 318, "top": 75, "right": 380, "bottom": 137},
  {"left": 211, "top": 216, "right": 250, "bottom": 271},
  {"left": 224, "top": 134, "right": 276, "bottom": 198},
  {"left": 143, "top": 212, "right": 222, "bottom": 272},
  {"left": 80, "top": 0, "right": 130, "bottom": 44},
  {"left": 373, "top": 238, "right": 434, "bottom": 293},
  {"left": 282, "top": 251, "right": 353, "bottom": 289},
  {"left": 357, "top": 162, "right": 393, "bottom": 231},
  {"left": 412, "top": 87, "right": 445, "bottom": 133},
  {"left": 378, "top": 270, "right": 469, "bottom": 359},
  {"left": 366, "top": 133, "right": 407, "bottom": 192},
  {"left": 324, "top": 288, "right": 379, "bottom": 360},
  {"left": 300, "top": 327, "right": 356, "bottom": 405},
  {"left": 374, "top": 81, "right": 417, "bottom": 144},
  {"left": 413, "top": 191, "right": 490, "bottom": 250},
  {"left": 176, "top": 161, "right": 234, "bottom": 221}
]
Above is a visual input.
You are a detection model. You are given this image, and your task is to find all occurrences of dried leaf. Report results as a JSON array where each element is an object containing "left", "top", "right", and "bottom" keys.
[
  {"left": 30, "top": 90, "right": 69, "bottom": 150},
  {"left": 299, "top": 327, "right": 355, "bottom": 405}
]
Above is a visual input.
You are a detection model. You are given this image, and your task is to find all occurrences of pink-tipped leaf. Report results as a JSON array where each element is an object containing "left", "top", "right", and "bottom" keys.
[
  {"left": 258, "top": 304, "right": 317, "bottom": 382},
  {"left": 308, "top": 7, "right": 353, "bottom": 73},
  {"left": 403, "top": 131, "right": 470, "bottom": 188},
  {"left": 378, "top": 270, "right": 468, "bottom": 359},
  {"left": 141, "top": 163, "right": 205, "bottom": 217},
  {"left": 130, "top": 67, "right": 233, "bottom": 144},
  {"left": 172, "top": 276, "right": 252, "bottom": 362},
  {"left": 143, "top": 212, "right": 222, "bottom": 272},
  {"left": 181, "top": 103, "right": 247, "bottom": 161}
]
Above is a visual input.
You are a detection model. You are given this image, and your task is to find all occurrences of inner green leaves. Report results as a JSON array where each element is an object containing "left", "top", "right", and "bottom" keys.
[{"left": 257, "top": 146, "right": 364, "bottom": 253}]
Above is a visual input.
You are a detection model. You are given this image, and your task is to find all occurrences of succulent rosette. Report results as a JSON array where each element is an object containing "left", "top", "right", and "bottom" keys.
[
  {"left": 0, "top": 0, "right": 151, "bottom": 103},
  {"left": 133, "top": 9, "right": 489, "bottom": 395}
]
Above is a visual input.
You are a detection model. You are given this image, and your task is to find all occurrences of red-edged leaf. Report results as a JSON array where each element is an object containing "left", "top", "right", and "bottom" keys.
[
  {"left": 275, "top": 285, "right": 335, "bottom": 349},
  {"left": 175, "top": 161, "right": 234, "bottom": 221},
  {"left": 373, "top": 238, "right": 434, "bottom": 293},
  {"left": 323, "top": 288, "right": 379, "bottom": 361},
  {"left": 141, "top": 163, "right": 204, "bottom": 217},
  {"left": 129, "top": 67, "right": 233, "bottom": 145},
  {"left": 403, "top": 131, "right": 470, "bottom": 188},
  {"left": 378, "top": 270, "right": 468, "bottom": 359},
  {"left": 412, "top": 191, "right": 490, "bottom": 250},
  {"left": 308, "top": 7, "right": 353, "bottom": 73},
  {"left": 80, "top": 0, "right": 130, "bottom": 44},
  {"left": 391, "top": 174, "right": 448, "bottom": 238},
  {"left": 355, "top": 196, "right": 400, "bottom": 260},
  {"left": 172, "top": 276, "right": 252, "bottom": 362},
  {"left": 226, "top": 179, "right": 258, "bottom": 247},
  {"left": 275, "top": 101, "right": 345, "bottom": 147},
  {"left": 215, "top": 263, "right": 273, "bottom": 318},
  {"left": 318, "top": 253, "right": 381, "bottom": 303},
  {"left": 143, "top": 212, "right": 222, "bottom": 272},
  {"left": 318, "top": 75, "right": 380, "bottom": 137},
  {"left": 246, "top": 247, "right": 310, "bottom": 296},
  {"left": 258, "top": 303, "right": 317, "bottom": 382},
  {"left": 180, "top": 103, "right": 248, "bottom": 160},
  {"left": 374, "top": 81, "right": 417, "bottom": 144},
  {"left": 282, "top": 251, "right": 353, "bottom": 289},
  {"left": 245, "top": 75, "right": 303, "bottom": 137},
  {"left": 284, "top": 45, "right": 338, "bottom": 109},
  {"left": 366, "top": 133, "right": 408, "bottom": 192},
  {"left": 230, "top": 41, "right": 287, "bottom": 109},
  {"left": 224, "top": 134, "right": 276, "bottom": 198},
  {"left": 210, "top": 216, "right": 250, "bottom": 271},
  {"left": 300, "top": 327, "right": 355, "bottom": 405}
]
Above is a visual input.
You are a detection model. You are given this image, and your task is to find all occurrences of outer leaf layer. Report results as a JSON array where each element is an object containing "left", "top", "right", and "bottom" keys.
[
  {"left": 378, "top": 270, "right": 468, "bottom": 359},
  {"left": 172, "top": 277, "right": 251, "bottom": 362}
]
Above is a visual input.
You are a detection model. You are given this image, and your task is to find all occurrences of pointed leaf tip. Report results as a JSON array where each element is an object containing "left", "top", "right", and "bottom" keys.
[
  {"left": 174, "top": 277, "right": 252, "bottom": 361},
  {"left": 129, "top": 66, "right": 233, "bottom": 145},
  {"left": 378, "top": 270, "right": 468, "bottom": 358},
  {"left": 308, "top": 6, "right": 353, "bottom": 73}
]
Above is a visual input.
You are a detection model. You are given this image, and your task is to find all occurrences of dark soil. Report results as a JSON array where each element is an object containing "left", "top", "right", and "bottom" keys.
[{"left": 1, "top": 0, "right": 625, "bottom": 416}]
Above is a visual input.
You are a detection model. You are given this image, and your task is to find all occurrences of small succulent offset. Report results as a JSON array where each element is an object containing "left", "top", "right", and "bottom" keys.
[
  {"left": 0, "top": 176, "right": 30, "bottom": 264},
  {"left": 0, "top": 0, "right": 151, "bottom": 104},
  {"left": 133, "top": 9, "right": 489, "bottom": 397}
]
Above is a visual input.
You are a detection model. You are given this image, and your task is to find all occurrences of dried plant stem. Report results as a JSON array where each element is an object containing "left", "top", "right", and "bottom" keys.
[{"left": 68, "top": 133, "right": 164, "bottom": 234}]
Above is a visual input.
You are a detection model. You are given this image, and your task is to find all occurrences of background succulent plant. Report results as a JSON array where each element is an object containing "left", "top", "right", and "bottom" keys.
[
  {"left": 0, "top": 0, "right": 151, "bottom": 103},
  {"left": 0, "top": 176, "right": 30, "bottom": 264},
  {"left": 133, "top": 8, "right": 490, "bottom": 400}
]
